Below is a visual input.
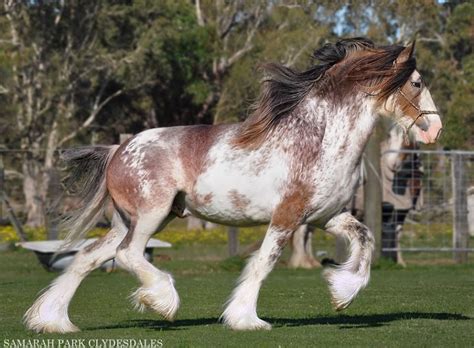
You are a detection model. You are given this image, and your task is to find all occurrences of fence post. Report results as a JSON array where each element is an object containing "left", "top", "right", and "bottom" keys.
[
  {"left": 46, "top": 168, "right": 61, "bottom": 240},
  {"left": 452, "top": 153, "right": 469, "bottom": 263},
  {"left": 120, "top": 133, "right": 133, "bottom": 144},
  {"left": 0, "top": 149, "right": 4, "bottom": 221},
  {"left": 364, "top": 127, "right": 382, "bottom": 261},
  {"left": 0, "top": 149, "right": 28, "bottom": 242},
  {"left": 227, "top": 226, "right": 239, "bottom": 257}
]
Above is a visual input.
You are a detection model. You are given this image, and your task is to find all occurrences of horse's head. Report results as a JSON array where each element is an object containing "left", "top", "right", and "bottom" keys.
[
  {"left": 377, "top": 42, "right": 443, "bottom": 144},
  {"left": 234, "top": 38, "right": 443, "bottom": 148}
]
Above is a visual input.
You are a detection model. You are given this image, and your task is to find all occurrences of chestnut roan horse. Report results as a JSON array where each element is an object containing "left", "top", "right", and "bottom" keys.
[{"left": 25, "top": 38, "right": 442, "bottom": 333}]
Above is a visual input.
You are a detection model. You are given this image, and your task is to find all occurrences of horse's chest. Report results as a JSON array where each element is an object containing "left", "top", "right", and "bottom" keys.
[{"left": 306, "top": 165, "right": 361, "bottom": 224}]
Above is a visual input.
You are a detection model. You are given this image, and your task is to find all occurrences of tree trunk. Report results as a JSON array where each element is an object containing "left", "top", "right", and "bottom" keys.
[
  {"left": 22, "top": 158, "right": 46, "bottom": 228},
  {"left": 364, "top": 126, "right": 382, "bottom": 261}
]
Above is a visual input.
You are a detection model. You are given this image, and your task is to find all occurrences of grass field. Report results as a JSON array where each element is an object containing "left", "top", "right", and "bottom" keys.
[{"left": 1, "top": 246, "right": 473, "bottom": 347}]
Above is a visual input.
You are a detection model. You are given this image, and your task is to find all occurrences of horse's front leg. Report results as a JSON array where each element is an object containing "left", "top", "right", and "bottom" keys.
[
  {"left": 323, "top": 212, "right": 375, "bottom": 310},
  {"left": 221, "top": 225, "right": 292, "bottom": 330}
]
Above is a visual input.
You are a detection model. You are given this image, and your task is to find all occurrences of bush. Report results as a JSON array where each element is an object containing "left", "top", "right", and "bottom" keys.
[{"left": 0, "top": 224, "right": 267, "bottom": 246}]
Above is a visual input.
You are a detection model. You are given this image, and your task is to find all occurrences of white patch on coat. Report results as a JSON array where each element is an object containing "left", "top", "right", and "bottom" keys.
[
  {"left": 188, "top": 131, "right": 290, "bottom": 225},
  {"left": 123, "top": 130, "right": 163, "bottom": 198},
  {"left": 123, "top": 128, "right": 184, "bottom": 199}
]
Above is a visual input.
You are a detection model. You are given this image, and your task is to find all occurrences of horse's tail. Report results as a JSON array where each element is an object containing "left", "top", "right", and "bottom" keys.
[{"left": 59, "top": 145, "right": 120, "bottom": 250}]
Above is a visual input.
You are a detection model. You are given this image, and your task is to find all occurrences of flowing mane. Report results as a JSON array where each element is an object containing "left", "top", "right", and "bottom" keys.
[{"left": 234, "top": 37, "right": 417, "bottom": 148}]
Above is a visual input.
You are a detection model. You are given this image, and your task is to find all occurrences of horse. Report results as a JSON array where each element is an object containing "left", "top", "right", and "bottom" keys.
[
  {"left": 288, "top": 224, "right": 321, "bottom": 268},
  {"left": 380, "top": 125, "right": 424, "bottom": 265},
  {"left": 24, "top": 37, "right": 442, "bottom": 333}
]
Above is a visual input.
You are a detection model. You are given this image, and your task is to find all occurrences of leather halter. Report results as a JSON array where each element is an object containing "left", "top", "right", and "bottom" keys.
[
  {"left": 361, "top": 84, "right": 443, "bottom": 143},
  {"left": 396, "top": 88, "right": 443, "bottom": 142}
]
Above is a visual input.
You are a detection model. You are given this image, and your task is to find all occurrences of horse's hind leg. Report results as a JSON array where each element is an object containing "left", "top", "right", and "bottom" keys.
[
  {"left": 115, "top": 205, "right": 179, "bottom": 320},
  {"left": 24, "top": 212, "right": 128, "bottom": 333},
  {"left": 323, "top": 212, "right": 375, "bottom": 310}
]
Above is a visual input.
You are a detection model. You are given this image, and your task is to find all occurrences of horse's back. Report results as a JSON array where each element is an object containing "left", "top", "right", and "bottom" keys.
[{"left": 106, "top": 124, "right": 236, "bottom": 214}]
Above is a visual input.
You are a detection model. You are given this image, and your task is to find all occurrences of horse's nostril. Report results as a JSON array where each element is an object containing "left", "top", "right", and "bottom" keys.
[{"left": 417, "top": 117, "right": 429, "bottom": 131}]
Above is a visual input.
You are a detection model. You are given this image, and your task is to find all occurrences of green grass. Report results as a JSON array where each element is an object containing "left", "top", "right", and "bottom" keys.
[{"left": 0, "top": 249, "right": 473, "bottom": 347}]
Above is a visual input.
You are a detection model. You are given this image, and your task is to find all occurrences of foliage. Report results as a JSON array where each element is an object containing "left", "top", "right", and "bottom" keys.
[
  {"left": 0, "top": 226, "right": 47, "bottom": 243},
  {"left": 0, "top": 224, "right": 268, "bottom": 245},
  {"left": 214, "top": 4, "right": 331, "bottom": 122}
]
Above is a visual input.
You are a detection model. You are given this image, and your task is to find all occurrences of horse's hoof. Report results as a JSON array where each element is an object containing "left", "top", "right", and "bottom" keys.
[
  {"left": 130, "top": 284, "right": 180, "bottom": 321},
  {"left": 222, "top": 312, "right": 272, "bottom": 331},
  {"left": 24, "top": 313, "right": 80, "bottom": 334}
]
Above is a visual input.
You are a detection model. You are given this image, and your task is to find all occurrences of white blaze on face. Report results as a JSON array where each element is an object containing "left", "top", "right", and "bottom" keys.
[{"left": 410, "top": 71, "right": 443, "bottom": 144}]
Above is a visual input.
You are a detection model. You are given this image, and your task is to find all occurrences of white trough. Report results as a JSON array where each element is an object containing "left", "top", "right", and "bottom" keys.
[{"left": 16, "top": 238, "right": 172, "bottom": 272}]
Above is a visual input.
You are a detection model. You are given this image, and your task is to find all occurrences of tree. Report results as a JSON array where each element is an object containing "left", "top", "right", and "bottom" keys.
[
  {"left": 192, "top": 0, "right": 267, "bottom": 123},
  {"left": 214, "top": 3, "right": 331, "bottom": 123},
  {"left": 1, "top": 0, "right": 472, "bottom": 233},
  {"left": 0, "top": 1, "right": 187, "bottom": 229}
]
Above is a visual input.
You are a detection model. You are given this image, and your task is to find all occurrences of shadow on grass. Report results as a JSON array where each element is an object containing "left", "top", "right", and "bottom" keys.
[
  {"left": 86, "top": 312, "right": 471, "bottom": 331},
  {"left": 270, "top": 312, "right": 471, "bottom": 329}
]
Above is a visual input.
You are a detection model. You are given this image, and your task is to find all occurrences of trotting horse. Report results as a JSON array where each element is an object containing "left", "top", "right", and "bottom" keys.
[{"left": 24, "top": 38, "right": 442, "bottom": 333}]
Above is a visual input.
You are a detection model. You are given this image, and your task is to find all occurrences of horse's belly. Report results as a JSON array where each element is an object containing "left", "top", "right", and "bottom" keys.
[
  {"left": 186, "top": 200, "right": 272, "bottom": 227},
  {"left": 186, "top": 161, "right": 287, "bottom": 226},
  {"left": 185, "top": 182, "right": 277, "bottom": 226}
]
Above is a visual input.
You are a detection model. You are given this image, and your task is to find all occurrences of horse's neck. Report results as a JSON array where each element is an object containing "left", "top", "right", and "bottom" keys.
[{"left": 321, "top": 96, "right": 377, "bottom": 167}]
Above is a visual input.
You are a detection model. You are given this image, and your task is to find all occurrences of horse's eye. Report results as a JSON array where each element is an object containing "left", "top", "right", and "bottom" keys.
[{"left": 411, "top": 81, "right": 422, "bottom": 88}]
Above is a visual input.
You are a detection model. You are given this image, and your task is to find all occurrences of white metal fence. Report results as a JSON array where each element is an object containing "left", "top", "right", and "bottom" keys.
[{"left": 380, "top": 149, "right": 474, "bottom": 263}]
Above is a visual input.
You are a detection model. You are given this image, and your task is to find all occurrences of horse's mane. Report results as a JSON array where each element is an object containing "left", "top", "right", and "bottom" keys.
[{"left": 234, "top": 37, "right": 417, "bottom": 148}]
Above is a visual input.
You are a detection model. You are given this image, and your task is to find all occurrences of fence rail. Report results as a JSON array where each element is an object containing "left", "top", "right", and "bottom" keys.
[{"left": 380, "top": 149, "right": 473, "bottom": 263}]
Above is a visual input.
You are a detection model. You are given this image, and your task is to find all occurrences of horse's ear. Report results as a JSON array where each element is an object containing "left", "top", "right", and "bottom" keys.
[{"left": 395, "top": 41, "right": 416, "bottom": 65}]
